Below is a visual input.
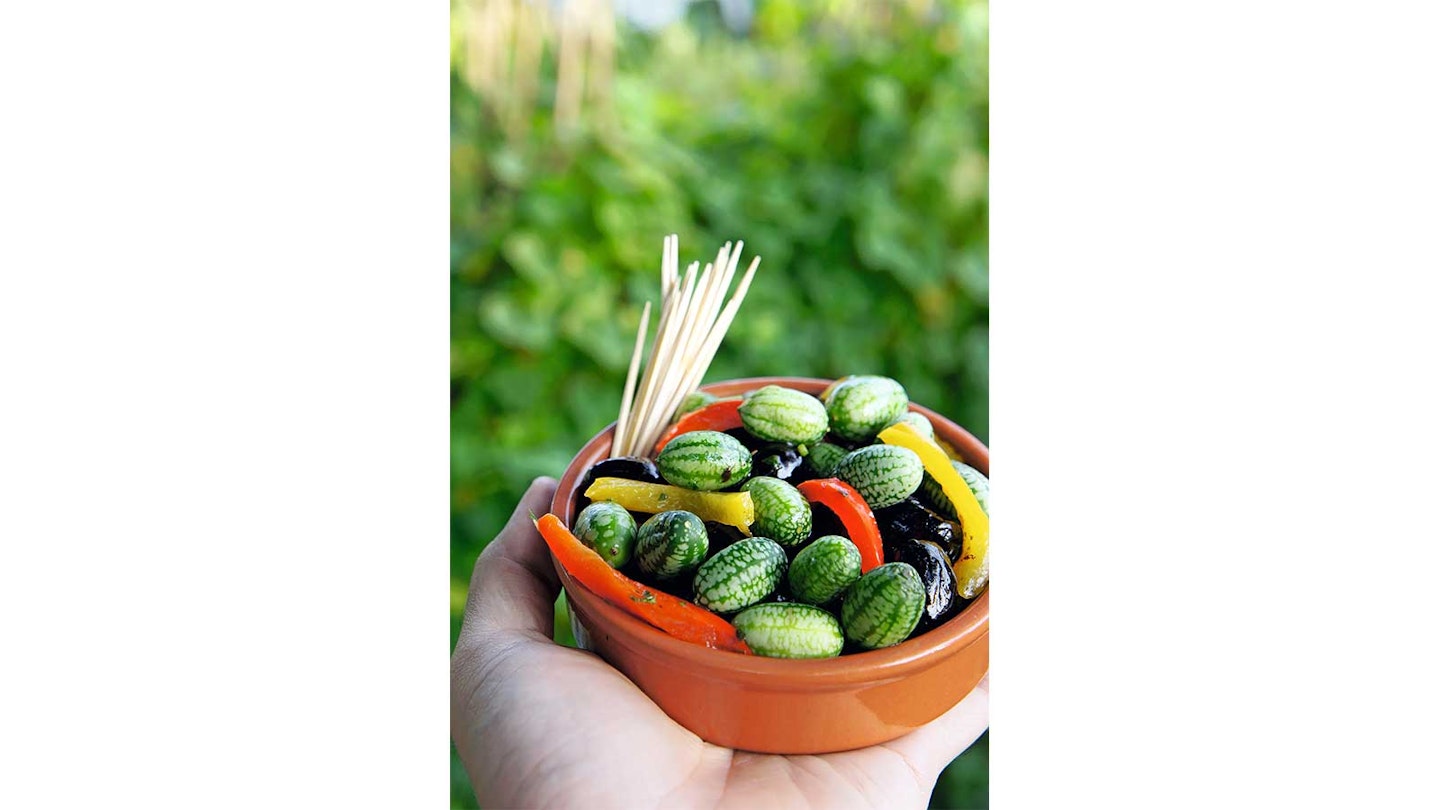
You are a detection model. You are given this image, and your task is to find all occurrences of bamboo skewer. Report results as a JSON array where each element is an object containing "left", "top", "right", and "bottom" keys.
[
  {"left": 667, "top": 256, "right": 762, "bottom": 434},
  {"left": 649, "top": 254, "right": 727, "bottom": 447},
  {"left": 613, "top": 300, "right": 651, "bottom": 455},
  {"left": 623, "top": 242, "right": 681, "bottom": 456},
  {"left": 643, "top": 260, "right": 704, "bottom": 451},
  {"left": 609, "top": 236, "right": 761, "bottom": 458},
  {"left": 630, "top": 261, "right": 693, "bottom": 449}
]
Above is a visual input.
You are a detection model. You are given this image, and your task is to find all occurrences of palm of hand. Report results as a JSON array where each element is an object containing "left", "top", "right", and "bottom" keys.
[{"left": 452, "top": 478, "right": 988, "bottom": 809}]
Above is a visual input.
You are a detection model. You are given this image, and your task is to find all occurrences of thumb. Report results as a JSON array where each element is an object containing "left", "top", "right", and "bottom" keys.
[{"left": 459, "top": 477, "right": 562, "bottom": 644}]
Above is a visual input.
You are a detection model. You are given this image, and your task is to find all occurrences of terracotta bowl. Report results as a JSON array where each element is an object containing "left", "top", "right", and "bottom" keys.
[{"left": 549, "top": 376, "right": 989, "bottom": 754}]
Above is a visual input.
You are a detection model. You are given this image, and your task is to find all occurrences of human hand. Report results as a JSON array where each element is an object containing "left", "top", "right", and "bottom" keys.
[{"left": 451, "top": 477, "right": 989, "bottom": 809}]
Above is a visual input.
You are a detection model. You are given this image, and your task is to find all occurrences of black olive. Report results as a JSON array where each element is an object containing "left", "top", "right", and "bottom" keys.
[
  {"left": 785, "top": 450, "right": 822, "bottom": 485},
  {"left": 809, "top": 502, "right": 849, "bottom": 542},
  {"left": 724, "top": 427, "right": 768, "bottom": 451},
  {"left": 580, "top": 456, "right": 662, "bottom": 492},
  {"left": 656, "top": 573, "right": 697, "bottom": 602},
  {"left": 750, "top": 443, "right": 805, "bottom": 481},
  {"left": 885, "top": 536, "right": 960, "bottom": 634},
  {"left": 873, "top": 497, "right": 963, "bottom": 563},
  {"left": 704, "top": 520, "right": 748, "bottom": 553},
  {"left": 823, "top": 434, "right": 865, "bottom": 452}
]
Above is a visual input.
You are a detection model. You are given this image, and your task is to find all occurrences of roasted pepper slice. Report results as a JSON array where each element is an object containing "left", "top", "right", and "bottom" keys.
[
  {"left": 795, "top": 478, "right": 884, "bottom": 573},
  {"left": 535, "top": 513, "right": 752, "bottom": 654},
  {"left": 584, "top": 476, "right": 754, "bottom": 533},
  {"left": 653, "top": 399, "right": 744, "bottom": 455},
  {"left": 878, "top": 422, "right": 989, "bottom": 599}
]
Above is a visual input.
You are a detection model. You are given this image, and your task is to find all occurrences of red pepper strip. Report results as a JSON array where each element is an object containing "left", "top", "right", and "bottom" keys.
[
  {"left": 795, "top": 479, "right": 885, "bottom": 573},
  {"left": 534, "top": 513, "right": 753, "bottom": 654},
  {"left": 653, "top": 399, "right": 744, "bottom": 455}
]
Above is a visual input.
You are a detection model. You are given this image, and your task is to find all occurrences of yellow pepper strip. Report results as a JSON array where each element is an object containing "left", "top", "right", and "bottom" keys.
[
  {"left": 878, "top": 423, "right": 989, "bottom": 599},
  {"left": 584, "top": 477, "right": 754, "bottom": 535}
]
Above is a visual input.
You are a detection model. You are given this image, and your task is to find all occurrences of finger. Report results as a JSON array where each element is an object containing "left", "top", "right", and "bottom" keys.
[
  {"left": 461, "top": 476, "right": 561, "bottom": 642},
  {"left": 882, "top": 674, "right": 989, "bottom": 782}
]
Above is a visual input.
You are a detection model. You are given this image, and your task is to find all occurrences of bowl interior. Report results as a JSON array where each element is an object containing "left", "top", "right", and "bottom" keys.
[{"left": 550, "top": 376, "right": 988, "bottom": 680}]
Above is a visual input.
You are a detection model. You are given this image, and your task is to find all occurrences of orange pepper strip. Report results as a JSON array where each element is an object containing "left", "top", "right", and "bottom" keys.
[
  {"left": 534, "top": 513, "right": 752, "bottom": 654},
  {"left": 653, "top": 399, "right": 745, "bottom": 455},
  {"left": 795, "top": 479, "right": 885, "bottom": 573}
]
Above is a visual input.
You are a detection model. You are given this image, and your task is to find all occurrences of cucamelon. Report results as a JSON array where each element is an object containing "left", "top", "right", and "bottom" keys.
[
  {"left": 834, "top": 444, "right": 924, "bottom": 509},
  {"left": 803, "top": 442, "right": 848, "bottom": 477},
  {"left": 840, "top": 562, "right": 925, "bottom": 650},
  {"left": 740, "top": 476, "right": 812, "bottom": 547},
  {"left": 656, "top": 430, "right": 753, "bottom": 491},
  {"left": 692, "top": 536, "right": 787, "bottom": 613},
  {"left": 731, "top": 602, "right": 845, "bottom": 659},
  {"left": 635, "top": 510, "right": 709, "bottom": 580},
  {"left": 572, "top": 501, "right": 637, "bottom": 568},
  {"left": 824, "top": 376, "right": 908, "bottom": 442},
  {"left": 675, "top": 390, "right": 719, "bottom": 421},
  {"left": 787, "top": 535, "right": 862, "bottom": 605},
  {"left": 738, "top": 385, "right": 829, "bottom": 445}
]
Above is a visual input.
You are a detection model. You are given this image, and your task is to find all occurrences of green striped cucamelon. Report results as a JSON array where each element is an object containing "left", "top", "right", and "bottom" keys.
[
  {"left": 787, "top": 535, "right": 862, "bottom": 605},
  {"left": 692, "top": 536, "right": 787, "bottom": 613},
  {"left": 674, "top": 390, "right": 718, "bottom": 421},
  {"left": 635, "top": 510, "right": 709, "bottom": 580},
  {"left": 823, "top": 376, "right": 909, "bottom": 442},
  {"left": 889, "top": 411, "right": 934, "bottom": 441},
  {"left": 572, "top": 501, "right": 637, "bottom": 568},
  {"left": 738, "top": 385, "right": 829, "bottom": 445},
  {"left": 731, "top": 602, "right": 845, "bottom": 659},
  {"left": 841, "top": 562, "right": 926, "bottom": 650},
  {"left": 834, "top": 444, "right": 924, "bottom": 509},
  {"left": 656, "top": 430, "right": 752, "bottom": 491},
  {"left": 740, "top": 476, "right": 812, "bottom": 547},
  {"left": 803, "top": 442, "right": 848, "bottom": 477},
  {"left": 922, "top": 460, "right": 990, "bottom": 518}
]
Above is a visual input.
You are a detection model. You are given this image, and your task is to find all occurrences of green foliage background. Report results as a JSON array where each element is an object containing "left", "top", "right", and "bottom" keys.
[{"left": 452, "top": 1, "right": 988, "bottom": 806}]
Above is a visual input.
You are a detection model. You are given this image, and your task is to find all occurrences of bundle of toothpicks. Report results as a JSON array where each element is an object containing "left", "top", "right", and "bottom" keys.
[{"left": 611, "top": 235, "right": 760, "bottom": 459}]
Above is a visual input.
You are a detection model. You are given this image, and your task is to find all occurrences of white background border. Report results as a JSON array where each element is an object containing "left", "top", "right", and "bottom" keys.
[{"left": 2, "top": 1, "right": 450, "bottom": 806}]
